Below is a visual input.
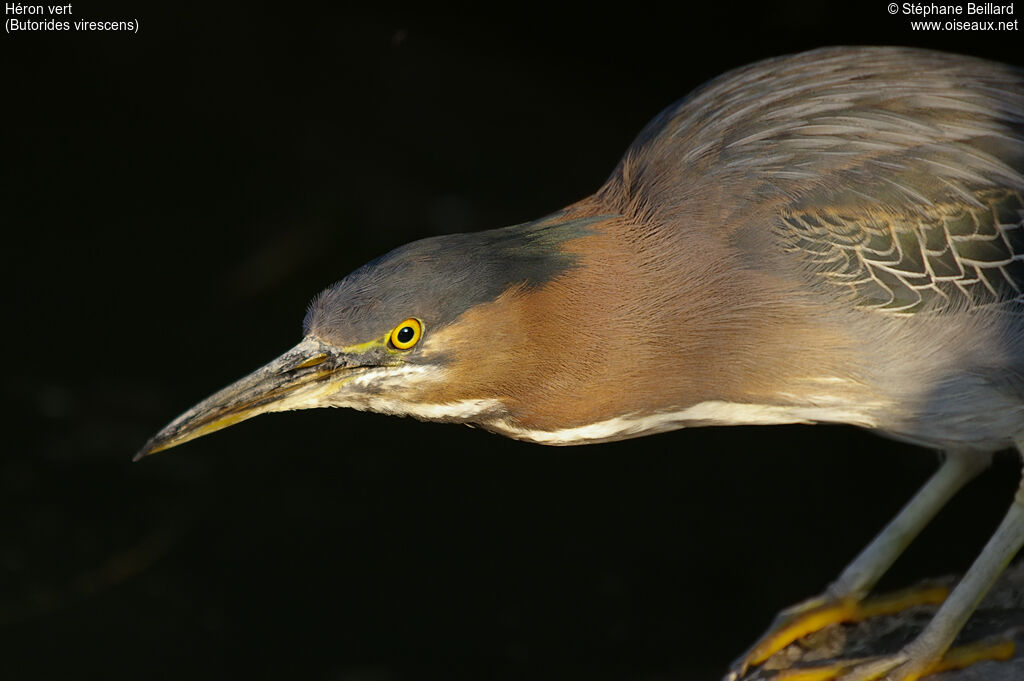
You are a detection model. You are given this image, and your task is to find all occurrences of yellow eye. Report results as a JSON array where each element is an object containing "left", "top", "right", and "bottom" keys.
[{"left": 389, "top": 318, "right": 423, "bottom": 350}]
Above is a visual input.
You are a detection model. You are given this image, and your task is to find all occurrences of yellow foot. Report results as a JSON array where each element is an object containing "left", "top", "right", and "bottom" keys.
[
  {"left": 768, "top": 638, "right": 1015, "bottom": 681},
  {"left": 730, "top": 583, "right": 950, "bottom": 678}
]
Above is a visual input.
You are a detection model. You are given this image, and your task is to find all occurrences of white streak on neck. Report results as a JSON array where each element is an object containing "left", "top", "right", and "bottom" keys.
[{"left": 485, "top": 400, "right": 884, "bottom": 446}]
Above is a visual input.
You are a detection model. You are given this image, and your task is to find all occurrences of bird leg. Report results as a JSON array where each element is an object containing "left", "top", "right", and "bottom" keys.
[
  {"left": 729, "top": 447, "right": 1024, "bottom": 681},
  {"left": 832, "top": 464, "right": 1024, "bottom": 681},
  {"left": 825, "top": 452, "right": 992, "bottom": 602},
  {"left": 728, "top": 452, "right": 991, "bottom": 679}
]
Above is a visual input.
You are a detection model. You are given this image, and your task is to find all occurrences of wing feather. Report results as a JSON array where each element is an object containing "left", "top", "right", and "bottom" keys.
[
  {"left": 604, "top": 47, "right": 1024, "bottom": 315},
  {"left": 778, "top": 190, "right": 1024, "bottom": 312}
]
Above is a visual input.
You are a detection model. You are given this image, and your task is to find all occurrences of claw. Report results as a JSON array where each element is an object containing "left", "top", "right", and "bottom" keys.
[
  {"left": 927, "top": 638, "right": 1016, "bottom": 676},
  {"left": 745, "top": 597, "right": 862, "bottom": 668},
  {"left": 751, "top": 638, "right": 1014, "bottom": 681},
  {"left": 733, "top": 584, "right": 949, "bottom": 676}
]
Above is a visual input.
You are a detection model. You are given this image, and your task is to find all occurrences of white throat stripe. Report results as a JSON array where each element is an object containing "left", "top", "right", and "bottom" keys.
[{"left": 486, "top": 400, "right": 882, "bottom": 445}]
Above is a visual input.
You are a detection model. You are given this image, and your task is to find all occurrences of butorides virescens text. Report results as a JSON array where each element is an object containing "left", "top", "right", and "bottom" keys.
[{"left": 138, "top": 47, "right": 1024, "bottom": 681}]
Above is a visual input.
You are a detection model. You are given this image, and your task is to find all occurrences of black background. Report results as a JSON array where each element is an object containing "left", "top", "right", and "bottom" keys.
[{"left": 4, "top": 3, "right": 1023, "bottom": 680}]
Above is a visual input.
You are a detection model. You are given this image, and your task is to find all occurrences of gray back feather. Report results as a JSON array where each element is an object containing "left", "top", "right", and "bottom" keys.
[{"left": 613, "top": 46, "right": 1024, "bottom": 314}]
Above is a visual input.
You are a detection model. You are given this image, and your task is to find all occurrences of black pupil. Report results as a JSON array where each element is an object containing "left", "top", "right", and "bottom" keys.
[{"left": 396, "top": 326, "right": 416, "bottom": 344}]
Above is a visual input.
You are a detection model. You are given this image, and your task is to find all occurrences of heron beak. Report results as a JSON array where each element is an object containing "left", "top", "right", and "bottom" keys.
[{"left": 134, "top": 336, "right": 366, "bottom": 460}]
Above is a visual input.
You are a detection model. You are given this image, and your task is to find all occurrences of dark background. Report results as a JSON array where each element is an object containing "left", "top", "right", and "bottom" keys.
[{"left": 3, "top": 3, "right": 1022, "bottom": 680}]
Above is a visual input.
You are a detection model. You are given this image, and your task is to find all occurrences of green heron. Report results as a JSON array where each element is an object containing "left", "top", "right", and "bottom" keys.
[{"left": 137, "top": 47, "right": 1024, "bottom": 681}]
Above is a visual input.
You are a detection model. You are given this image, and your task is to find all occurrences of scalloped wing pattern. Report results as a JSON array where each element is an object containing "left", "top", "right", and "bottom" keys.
[{"left": 779, "top": 190, "right": 1024, "bottom": 313}]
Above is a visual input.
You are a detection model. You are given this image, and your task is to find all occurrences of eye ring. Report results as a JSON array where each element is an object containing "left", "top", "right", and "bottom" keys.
[{"left": 389, "top": 318, "right": 423, "bottom": 350}]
